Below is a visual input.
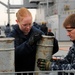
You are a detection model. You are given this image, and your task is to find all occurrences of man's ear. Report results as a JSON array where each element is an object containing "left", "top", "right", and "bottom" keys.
[{"left": 16, "top": 20, "right": 18, "bottom": 23}]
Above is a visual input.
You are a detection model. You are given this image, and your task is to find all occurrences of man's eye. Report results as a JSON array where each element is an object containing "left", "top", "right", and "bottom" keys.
[
  {"left": 67, "top": 30, "right": 71, "bottom": 32},
  {"left": 22, "top": 24, "right": 27, "bottom": 26},
  {"left": 24, "top": 25, "right": 27, "bottom": 26},
  {"left": 67, "top": 29, "right": 73, "bottom": 32}
]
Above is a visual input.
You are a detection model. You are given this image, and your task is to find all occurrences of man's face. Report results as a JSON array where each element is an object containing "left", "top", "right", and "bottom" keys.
[
  {"left": 16, "top": 16, "right": 32, "bottom": 35},
  {"left": 65, "top": 25, "right": 75, "bottom": 41}
]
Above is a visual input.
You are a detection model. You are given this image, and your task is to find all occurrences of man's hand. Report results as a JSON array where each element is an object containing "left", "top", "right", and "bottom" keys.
[
  {"left": 37, "top": 58, "right": 50, "bottom": 71},
  {"left": 28, "top": 32, "right": 42, "bottom": 45}
]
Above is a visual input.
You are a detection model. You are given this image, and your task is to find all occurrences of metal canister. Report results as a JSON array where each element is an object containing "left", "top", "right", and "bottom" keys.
[
  {"left": 0, "top": 38, "right": 15, "bottom": 75},
  {"left": 35, "top": 35, "right": 54, "bottom": 74}
]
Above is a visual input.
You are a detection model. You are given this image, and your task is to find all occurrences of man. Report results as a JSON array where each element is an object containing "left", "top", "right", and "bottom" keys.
[
  {"left": 37, "top": 14, "right": 75, "bottom": 73},
  {"left": 4, "top": 23, "right": 11, "bottom": 36},
  {"left": 33, "top": 22, "right": 41, "bottom": 29},
  {"left": 40, "top": 22, "right": 48, "bottom": 35},
  {"left": 47, "top": 28, "right": 54, "bottom": 36},
  {"left": 7, "top": 7, "right": 44, "bottom": 75}
]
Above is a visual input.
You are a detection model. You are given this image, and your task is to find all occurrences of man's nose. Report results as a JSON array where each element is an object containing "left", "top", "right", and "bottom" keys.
[
  {"left": 26, "top": 25, "right": 30, "bottom": 29},
  {"left": 67, "top": 32, "right": 70, "bottom": 36}
]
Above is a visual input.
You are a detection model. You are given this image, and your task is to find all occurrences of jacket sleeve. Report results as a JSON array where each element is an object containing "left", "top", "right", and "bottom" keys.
[
  {"left": 51, "top": 45, "right": 75, "bottom": 70},
  {"left": 63, "top": 46, "right": 75, "bottom": 64},
  {"left": 7, "top": 31, "right": 37, "bottom": 58},
  {"left": 15, "top": 41, "right": 37, "bottom": 57},
  {"left": 55, "top": 46, "right": 74, "bottom": 65}
]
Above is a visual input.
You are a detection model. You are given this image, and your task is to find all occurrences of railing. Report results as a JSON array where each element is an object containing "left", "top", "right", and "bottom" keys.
[{"left": 0, "top": 70, "right": 75, "bottom": 75}]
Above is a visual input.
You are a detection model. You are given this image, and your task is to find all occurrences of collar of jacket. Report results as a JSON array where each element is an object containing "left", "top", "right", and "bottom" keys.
[{"left": 14, "top": 24, "right": 32, "bottom": 39}]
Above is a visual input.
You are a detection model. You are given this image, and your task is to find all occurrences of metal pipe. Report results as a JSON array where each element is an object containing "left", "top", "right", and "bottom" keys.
[
  {"left": 47, "top": 0, "right": 49, "bottom": 16},
  {"left": 8, "top": 0, "right": 10, "bottom": 25}
]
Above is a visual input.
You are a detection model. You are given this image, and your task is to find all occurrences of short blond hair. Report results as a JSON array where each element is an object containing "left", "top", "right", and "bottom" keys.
[{"left": 16, "top": 7, "right": 32, "bottom": 21}]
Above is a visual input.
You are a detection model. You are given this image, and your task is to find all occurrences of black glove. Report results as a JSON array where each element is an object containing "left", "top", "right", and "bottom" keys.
[
  {"left": 37, "top": 58, "right": 50, "bottom": 71},
  {"left": 28, "top": 32, "right": 42, "bottom": 45}
]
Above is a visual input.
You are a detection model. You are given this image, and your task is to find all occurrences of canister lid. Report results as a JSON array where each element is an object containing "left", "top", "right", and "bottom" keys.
[
  {"left": 0, "top": 37, "right": 15, "bottom": 41},
  {"left": 42, "top": 35, "right": 54, "bottom": 38}
]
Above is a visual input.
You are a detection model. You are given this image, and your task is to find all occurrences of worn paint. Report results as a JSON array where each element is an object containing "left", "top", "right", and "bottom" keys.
[
  {"left": 0, "top": 38, "right": 15, "bottom": 75},
  {"left": 35, "top": 35, "right": 54, "bottom": 73}
]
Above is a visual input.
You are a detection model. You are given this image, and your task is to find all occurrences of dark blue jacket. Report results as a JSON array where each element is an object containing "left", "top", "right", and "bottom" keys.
[{"left": 7, "top": 24, "right": 44, "bottom": 72}]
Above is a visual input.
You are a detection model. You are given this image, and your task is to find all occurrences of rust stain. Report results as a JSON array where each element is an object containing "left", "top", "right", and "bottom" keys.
[
  {"left": 40, "top": 49, "right": 49, "bottom": 55},
  {"left": 6, "top": 40, "right": 13, "bottom": 43},
  {"left": 0, "top": 70, "right": 13, "bottom": 72}
]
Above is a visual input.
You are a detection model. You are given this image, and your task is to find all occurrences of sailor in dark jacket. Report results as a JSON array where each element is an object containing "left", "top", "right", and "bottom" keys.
[
  {"left": 8, "top": 25, "right": 44, "bottom": 72},
  {"left": 7, "top": 7, "right": 44, "bottom": 75}
]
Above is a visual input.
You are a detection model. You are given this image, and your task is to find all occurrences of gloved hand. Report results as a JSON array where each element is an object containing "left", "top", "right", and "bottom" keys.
[
  {"left": 37, "top": 58, "right": 50, "bottom": 71},
  {"left": 28, "top": 32, "right": 42, "bottom": 45}
]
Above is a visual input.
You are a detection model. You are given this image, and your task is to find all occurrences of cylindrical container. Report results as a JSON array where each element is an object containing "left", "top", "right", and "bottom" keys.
[
  {"left": 35, "top": 35, "right": 54, "bottom": 75},
  {"left": 0, "top": 38, "right": 15, "bottom": 75}
]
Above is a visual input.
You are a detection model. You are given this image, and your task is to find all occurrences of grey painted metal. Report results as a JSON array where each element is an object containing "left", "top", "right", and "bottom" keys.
[
  {"left": 0, "top": 0, "right": 38, "bottom": 9},
  {"left": 8, "top": 0, "right": 10, "bottom": 24},
  {"left": 0, "top": 1, "right": 8, "bottom": 8},
  {"left": 0, "top": 38, "right": 15, "bottom": 74},
  {"left": 23, "top": 0, "right": 38, "bottom": 9},
  {"left": 35, "top": 0, "right": 75, "bottom": 41},
  {"left": 0, "top": 70, "right": 74, "bottom": 75},
  {"left": 35, "top": 35, "right": 54, "bottom": 75},
  {"left": 0, "top": 0, "right": 38, "bottom": 27}
]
